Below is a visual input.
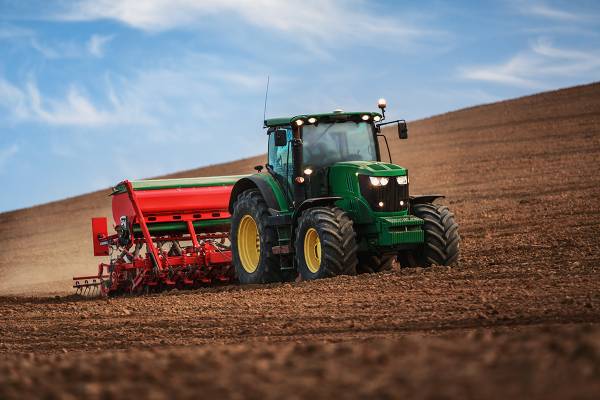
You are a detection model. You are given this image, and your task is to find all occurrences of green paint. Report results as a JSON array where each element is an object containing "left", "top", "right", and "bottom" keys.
[
  {"left": 359, "top": 215, "right": 424, "bottom": 248},
  {"left": 133, "top": 219, "right": 231, "bottom": 234},
  {"left": 326, "top": 161, "right": 423, "bottom": 249},
  {"left": 113, "top": 175, "right": 250, "bottom": 194},
  {"left": 251, "top": 173, "right": 291, "bottom": 212},
  {"left": 265, "top": 111, "right": 383, "bottom": 128},
  {"left": 334, "top": 161, "right": 407, "bottom": 176},
  {"left": 328, "top": 161, "right": 409, "bottom": 223}
]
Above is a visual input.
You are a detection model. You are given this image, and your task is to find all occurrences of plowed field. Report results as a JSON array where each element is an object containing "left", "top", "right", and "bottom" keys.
[{"left": 1, "top": 83, "right": 599, "bottom": 399}]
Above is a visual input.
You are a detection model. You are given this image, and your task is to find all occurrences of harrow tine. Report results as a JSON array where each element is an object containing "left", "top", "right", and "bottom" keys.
[{"left": 73, "top": 277, "right": 103, "bottom": 298}]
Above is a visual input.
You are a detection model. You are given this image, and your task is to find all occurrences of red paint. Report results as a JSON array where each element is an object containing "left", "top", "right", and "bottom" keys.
[
  {"left": 91, "top": 217, "right": 109, "bottom": 256},
  {"left": 111, "top": 185, "right": 233, "bottom": 226}
]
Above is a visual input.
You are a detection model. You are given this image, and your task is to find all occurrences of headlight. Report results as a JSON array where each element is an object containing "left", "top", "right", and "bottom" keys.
[
  {"left": 396, "top": 176, "right": 408, "bottom": 185},
  {"left": 369, "top": 176, "right": 390, "bottom": 186}
]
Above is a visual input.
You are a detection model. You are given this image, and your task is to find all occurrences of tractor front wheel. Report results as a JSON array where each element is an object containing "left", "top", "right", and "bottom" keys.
[
  {"left": 295, "top": 207, "right": 358, "bottom": 280},
  {"left": 399, "top": 202, "right": 460, "bottom": 267},
  {"left": 231, "top": 189, "right": 282, "bottom": 284}
]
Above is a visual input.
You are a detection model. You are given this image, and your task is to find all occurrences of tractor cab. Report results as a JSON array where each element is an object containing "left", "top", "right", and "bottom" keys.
[{"left": 265, "top": 106, "right": 408, "bottom": 204}]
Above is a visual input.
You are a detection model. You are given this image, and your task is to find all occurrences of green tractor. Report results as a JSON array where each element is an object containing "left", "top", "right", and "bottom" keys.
[{"left": 229, "top": 99, "right": 459, "bottom": 283}]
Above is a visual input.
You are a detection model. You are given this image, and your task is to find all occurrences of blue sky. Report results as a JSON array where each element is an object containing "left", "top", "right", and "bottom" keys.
[{"left": 1, "top": 0, "right": 599, "bottom": 212}]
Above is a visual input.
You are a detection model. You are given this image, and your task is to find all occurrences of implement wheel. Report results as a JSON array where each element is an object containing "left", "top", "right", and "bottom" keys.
[
  {"left": 399, "top": 202, "right": 460, "bottom": 267},
  {"left": 231, "top": 189, "right": 282, "bottom": 284},
  {"left": 295, "top": 206, "right": 358, "bottom": 280}
]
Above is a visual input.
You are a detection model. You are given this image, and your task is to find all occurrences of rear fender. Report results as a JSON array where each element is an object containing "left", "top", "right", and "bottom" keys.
[{"left": 228, "top": 174, "right": 288, "bottom": 213}]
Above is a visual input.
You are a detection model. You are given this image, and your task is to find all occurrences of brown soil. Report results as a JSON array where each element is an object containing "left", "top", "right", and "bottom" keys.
[{"left": 1, "top": 83, "right": 600, "bottom": 399}]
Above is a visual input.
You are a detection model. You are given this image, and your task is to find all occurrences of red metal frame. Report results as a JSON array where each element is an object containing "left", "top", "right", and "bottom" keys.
[
  {"left": 74, "top": 180, "right": 234, "bottom": 296},
  {"left": 91, "top": 217, "right": 109, "bottom": 256}
]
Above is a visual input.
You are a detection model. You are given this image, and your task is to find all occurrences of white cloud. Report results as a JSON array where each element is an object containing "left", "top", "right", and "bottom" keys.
[
  {"left": 522, "top": 3, "right": 584, "bottom": 21},
  {"left": 461, "top": 55, "right": 543, "bottom": 88},
  {"left": 0, "top": 76, "right": 137, "bottom": 126},
  {"left": 98, "top": 54, "right": 268, "bottom": 139},
  {"left": 29, "top": 38, "right": 61, "bottom": 58},
  {"left": 26, "top": 82, "right": 117, "bottom": 125},
  {"left": 1, "top": 25, "right": 111, "bottom": 59},
  {"left": 0, "top": 78, "right": 30, "bottom": 119},
  {"left": 87, "top": 34, "right": 114, "bottom": 57},
  {"left": 0, "top": 25, "right": 33, "bottom": 40},
  {"left": 209, "top": 71, "right": 264, "bottom": 90},
  {"left": 0, "top": 52, "right": 268, "bottom": 130},
  {"left": 460, "top": 39, "right": 600, "bottom": 88},
  {"left": 0, "top": 144, "right": 19, "bottom": 173},
  {"left": 31, "top": 38, "right": 99, "bottom": 59},
  {"left": 58, "top": 0, "right": 440, "bottom": 53},
  {"left": 0, "top": 25, "right": 63, "bottom": 59}
]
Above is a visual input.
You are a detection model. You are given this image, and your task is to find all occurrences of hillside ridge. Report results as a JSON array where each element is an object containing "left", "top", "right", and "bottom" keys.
[{"left": 3, "top": 81, "right": 598, "bottom": 217}]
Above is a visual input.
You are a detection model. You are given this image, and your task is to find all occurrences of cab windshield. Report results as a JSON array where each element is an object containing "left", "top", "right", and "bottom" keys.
[{"left": 302, "top": 121, "right": 377, "bottom": 169}]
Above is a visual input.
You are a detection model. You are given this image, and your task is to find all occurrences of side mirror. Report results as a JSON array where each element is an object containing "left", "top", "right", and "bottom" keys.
[
  {"left": 274, "top": 129, "right": 287, "bottom": 146},
  {"left": 398, "top": 121, "right": 408, "bottom": 139}
]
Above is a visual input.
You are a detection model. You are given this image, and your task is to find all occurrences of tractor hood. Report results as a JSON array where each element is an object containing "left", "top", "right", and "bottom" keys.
[
  {"left": 330, "top": 161, "right": 407, "bottom": 176},
  {"left": 326, "top": 160, "right": 411, "bottom": 221}
]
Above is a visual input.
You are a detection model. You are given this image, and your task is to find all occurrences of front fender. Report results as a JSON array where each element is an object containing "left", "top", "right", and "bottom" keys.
[
  {"left": 291, "top": 197, "right": 342, "bottom": 227},
  {"left": 410, "top": 195, "right": 445, "bottom": 205}
]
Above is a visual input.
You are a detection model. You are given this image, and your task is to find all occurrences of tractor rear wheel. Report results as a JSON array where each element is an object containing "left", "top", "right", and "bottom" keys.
[
  {"left": 358, "top": 254, "right": 396, "bottom": 273},
  {"left": 295, "top": 206, "right": 358, "bottom": 280},
  {"left": 231, "top": 189, "right": 282, "bottom": 284},
  {"left": 399, "top": 202, "right": 460, "bottom": 267}
]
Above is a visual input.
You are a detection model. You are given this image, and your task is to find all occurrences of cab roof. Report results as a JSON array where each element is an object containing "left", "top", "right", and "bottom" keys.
[{"left": 264, "top": 111, "right": 382, "bottom": 128}]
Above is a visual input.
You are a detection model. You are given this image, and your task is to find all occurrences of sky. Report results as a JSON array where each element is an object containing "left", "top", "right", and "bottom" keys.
[{"left": 1, "top": 0, "right": 599, "bottom": 212}]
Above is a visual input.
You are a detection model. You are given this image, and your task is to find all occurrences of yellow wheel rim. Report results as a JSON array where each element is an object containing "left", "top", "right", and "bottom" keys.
[
  {"left": 304, "top": 228, "right": 321, "bottom": 273},
  {"left": 238, "top": 214, "right": 260, "bottom": 273}
]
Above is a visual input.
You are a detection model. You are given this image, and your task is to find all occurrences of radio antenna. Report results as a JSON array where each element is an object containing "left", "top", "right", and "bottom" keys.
[{"left": 262, "top": 75, "right": 270, "bottom": 127}]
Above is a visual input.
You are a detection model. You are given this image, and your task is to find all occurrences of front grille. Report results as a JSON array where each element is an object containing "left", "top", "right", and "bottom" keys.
[{"left": 358, "top": 175, "right": 409, "bottom": 212}]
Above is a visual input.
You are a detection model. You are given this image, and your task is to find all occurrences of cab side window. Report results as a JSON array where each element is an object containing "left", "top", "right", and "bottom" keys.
[{"left": 268, "top": 127, "right": 293, "bottom": 179}]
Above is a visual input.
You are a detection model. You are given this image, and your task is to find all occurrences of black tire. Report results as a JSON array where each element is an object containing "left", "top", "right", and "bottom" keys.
[
  {"left": 295, "top": 206, "right": 358, "bottom": 280},
  {"left": 230, "top": 189, "right": 282, "bottom": 284},
  {"left": 358, "top": 254, "right": 395, "bottom": 273},
  {"left": 399, "top": 203, "right": 460, "bottom": 267},
  {"left": 397, "top": 251, "right": 420, "bottom": 268}
]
